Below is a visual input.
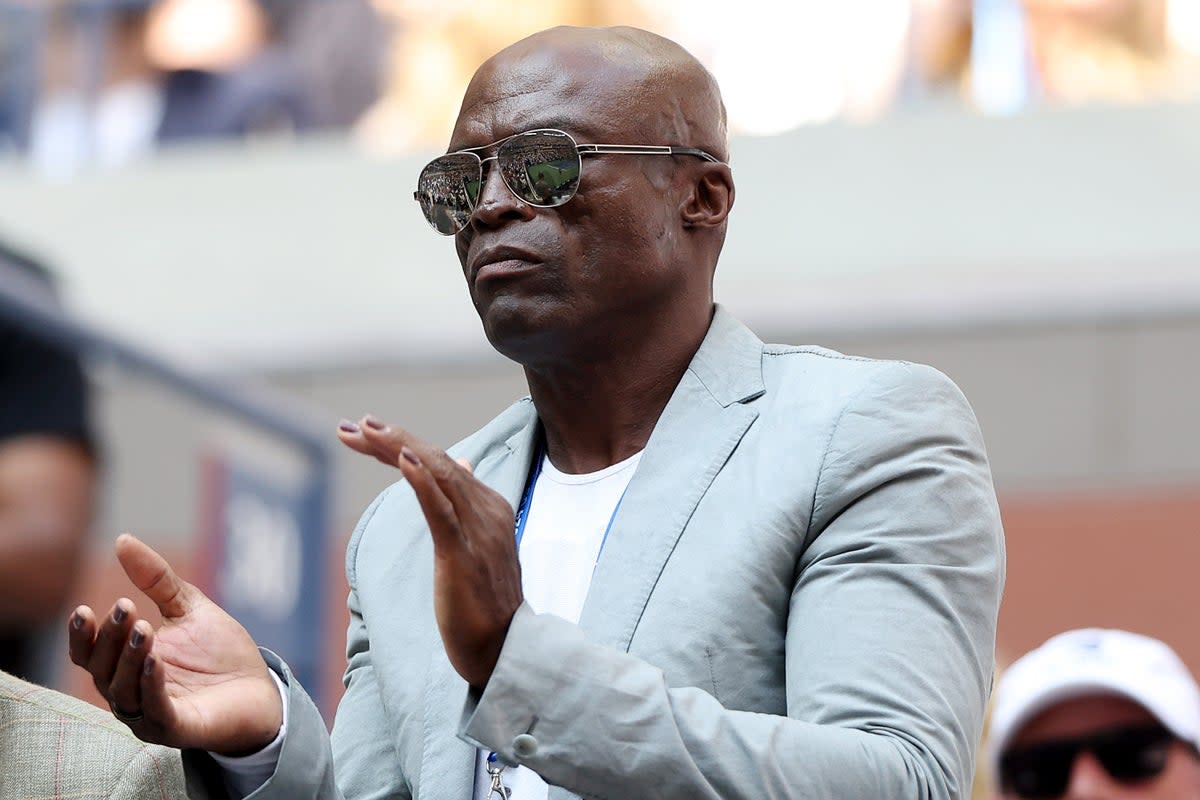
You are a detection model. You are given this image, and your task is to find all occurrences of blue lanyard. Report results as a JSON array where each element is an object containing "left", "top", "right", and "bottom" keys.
[
  {"left": 513, "top": 448, "right": 629, "bottom": 563},
  {"left": 512, "top": 449, "right": 544, "bottom": 548}
]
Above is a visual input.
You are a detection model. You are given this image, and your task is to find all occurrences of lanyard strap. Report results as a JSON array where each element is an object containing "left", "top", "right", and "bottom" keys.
[
  {"left": 512, "top": 447, "right": 544, "bottom": 548},
  {"left": 513, "top": 447, "right": 629, "bottom": 559}
]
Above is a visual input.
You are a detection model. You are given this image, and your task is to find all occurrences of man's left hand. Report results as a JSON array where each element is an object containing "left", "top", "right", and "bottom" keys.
[{"left": 338, "top": 416, "right": 522, "bottom": 689}]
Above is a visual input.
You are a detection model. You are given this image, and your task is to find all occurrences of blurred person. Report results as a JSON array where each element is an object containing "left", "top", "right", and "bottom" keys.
[
  {"left": 69, "top": 25, "right": 1004, "bottom": 800},
  {"left": 909, "top": 0, "right": 975, "bottom": 99},
  {"left": 30, "top": 0, "right": 310, "bottom": 176},
  {"left": 1021, "top": 0, "right": 1179, "bottom": 104},
  {"left": 147, "top": 0, "right": 312, "bottom": 143},
  {"left": 0, "top": 242, "right": 96, "bottom": 686},
  {"left": 262, "top": 0, "right": 388, "bottom": 130},
  {"left": 989, "top": 628, "right": 1200, "bottom": 799},
  {"left": 30, "top": 1, "right": 165, "bottom": 174},
  {"left": 0, "top": 666, "right": 202, "bottom": 798}
]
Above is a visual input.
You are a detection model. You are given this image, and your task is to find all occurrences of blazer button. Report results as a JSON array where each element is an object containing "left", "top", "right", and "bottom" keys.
[{"left": 512, "top": 733, "right": 539, "bottom": 758}]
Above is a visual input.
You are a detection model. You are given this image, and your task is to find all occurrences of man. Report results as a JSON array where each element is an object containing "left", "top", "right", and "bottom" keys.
[
  {"left": 0, "top": 666, "right": 199, "bottom": 798},
  {"left": 68, "top": 25, "right": 1005, "bottom": 799},
  {"left": 1, "top": 243, "right": 96, "bottom": 685},
  {"left": 989, "top": 629, "right": 1200, "bottom": 800}
]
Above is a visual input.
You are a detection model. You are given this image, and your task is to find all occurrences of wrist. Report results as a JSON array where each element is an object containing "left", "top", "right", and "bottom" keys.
[{"left": 212, "top": 670, "right": 287, "bottom": 757}]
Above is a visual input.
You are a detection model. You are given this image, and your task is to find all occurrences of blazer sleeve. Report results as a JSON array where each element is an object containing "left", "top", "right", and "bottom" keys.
[{"left": 458, "top": 361, "right": 1005, "bottom": 799}]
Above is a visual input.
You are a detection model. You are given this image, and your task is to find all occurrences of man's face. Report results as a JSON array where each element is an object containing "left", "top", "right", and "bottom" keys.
[
  {"left": 999, "top": 695, "right": 1200, "bottom": 800},
  {"left": 445, "top": 40, "right": 701, "bottom": 364}
]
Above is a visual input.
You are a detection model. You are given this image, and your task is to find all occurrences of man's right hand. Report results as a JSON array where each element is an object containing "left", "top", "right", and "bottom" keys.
[{"left": 67, "top": 533, "right": 283, "bottom": 755}]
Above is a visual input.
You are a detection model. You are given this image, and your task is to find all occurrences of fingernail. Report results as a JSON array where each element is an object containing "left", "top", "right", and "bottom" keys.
[
  {"left": 338, "top": 419, "right": 360, "bottom": 433},
  {"left": 401, "top": 447, "right": 420, "bottom": 466},
  {"left": 112, "top": 606, "right": 127, "bottom": 625},
  {"left": 71, "top": 612, "right": 84, "bottom": 630},
  {"left": 143, "top": 656, "right": 155, "bottom": 676},
  {"left": 363, "top": 415, "right": 386, "bottom": 431},
  {"left": 130, "top": 627, "right": 144, "bottom": 649}
]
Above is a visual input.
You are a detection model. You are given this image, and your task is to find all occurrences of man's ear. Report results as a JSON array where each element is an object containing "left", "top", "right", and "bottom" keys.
[{"left": 681, "top": 165, "right": 735, "bottom": 228}]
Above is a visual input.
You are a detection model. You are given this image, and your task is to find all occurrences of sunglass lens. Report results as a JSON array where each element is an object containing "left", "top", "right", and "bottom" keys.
[
  {"left": 1001, "top": 742, "right": 1075, "bottom": 799},
  {"left": 1094, "top": 726, "right": 1172, "bottom": 783},
  {"left": 416, "top": 153, "right": 481, "bottom": 235},
  {"left": 498, "top": 130, "right": 580, "bottom": 206}
]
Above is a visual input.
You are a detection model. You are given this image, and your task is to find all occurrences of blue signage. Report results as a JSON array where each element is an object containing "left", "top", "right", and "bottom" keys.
[{"left": 200, "top": 454, "right": 327, "bottom": 711}]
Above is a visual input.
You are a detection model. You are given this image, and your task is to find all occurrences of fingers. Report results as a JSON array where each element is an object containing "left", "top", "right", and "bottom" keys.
[
  {"left": 107, "top": 619, "right": 152, "bottom": 720},
  {"left": 338, "top": 416, "right": 496, "bottom": 545},
  {"left": 337, "top": 416, "right": 473, "bottom": 487},
  {"left": 115, "top": 533, "right": 197, "bottom": 619},
  {"left": 337, "top": 416, "right": 410, "bottom": 469},
  {"left": 336, "top": 419, "right": 385, "bottom": 462},
  {"left": 69, "top": 535, "right": 195, "bottom": 680},
  {"left": 336, "top": 415, "right": 421, "bottom": 464},
  {"left": 68, "top": 603, "right": 155, "bottom": 733},
  {"left": 67, "top": 605, "right": 98, "bottom": 671},
  {"left": 70, "top": 604, "right": 176, "bottom": 742},
  {"left": 79, "top": 598, "right": 136, "bottom": 698},
  {"left": 396, "top": 446, "right": 463, "bottom": 551},
  {"left": 137, "top": 646, "right": 177, "bottom": 741},
  {"left": 368, "top": 417, "right": 465, "bottom": 481}
]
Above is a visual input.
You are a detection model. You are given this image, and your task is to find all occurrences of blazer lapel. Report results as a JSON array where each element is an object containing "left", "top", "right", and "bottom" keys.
[
  {"left": 418, "top": 404, "right": 540, "bottom": 798},
  {"left": 578, "top": 306, "right": 765, "bottom": 651}
]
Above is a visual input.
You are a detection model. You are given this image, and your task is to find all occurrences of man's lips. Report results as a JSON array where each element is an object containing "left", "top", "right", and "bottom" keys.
[{"left": 469, "top": 247, "right": 542, "bottom": 284}]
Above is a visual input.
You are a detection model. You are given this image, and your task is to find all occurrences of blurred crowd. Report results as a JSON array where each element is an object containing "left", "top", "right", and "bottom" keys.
[
  {"left": 1, "top": 0, "right": 1200, "bottom": 175},
  {"left": 0, "top": 0, "right": 388, "bottom": 176}
]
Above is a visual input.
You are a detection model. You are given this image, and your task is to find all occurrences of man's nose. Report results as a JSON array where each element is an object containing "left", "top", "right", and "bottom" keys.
[
  {"left": 1062, "top": 752, "right": 1120, "bottom": 800},
  {"left": 471, "top": 163, "right": 534, "bottom": 229}
]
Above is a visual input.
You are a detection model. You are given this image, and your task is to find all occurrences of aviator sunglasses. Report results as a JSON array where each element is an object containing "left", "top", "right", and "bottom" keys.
[
  {"left": 999, "top": 723, "right": 1190, "bottom": 799},
  {"left": 413, "top": 128, "right": 724, "bottom": 235}
]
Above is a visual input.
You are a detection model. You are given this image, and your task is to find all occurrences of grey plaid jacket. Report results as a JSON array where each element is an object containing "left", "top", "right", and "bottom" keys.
[{"left": 0, "top": 668, "right": 202, "bottom": 799}]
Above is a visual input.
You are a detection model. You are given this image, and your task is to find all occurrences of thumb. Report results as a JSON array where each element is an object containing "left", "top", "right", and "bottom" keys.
[{"left": 114, "top": 533, "right": 201, "bottom": 619}]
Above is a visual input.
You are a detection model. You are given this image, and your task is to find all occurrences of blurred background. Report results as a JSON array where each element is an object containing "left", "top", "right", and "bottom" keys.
[{"left": 0, "top": 0, "right": 1197, "bottom": 783}]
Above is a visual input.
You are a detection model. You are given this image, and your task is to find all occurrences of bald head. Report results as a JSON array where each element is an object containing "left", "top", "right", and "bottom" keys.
[
  {"left": 455, "top": 26, "right": 728, "bottom": 161},
  {"left": 446, "top": 26, "right": 735, "bottom": 367}
]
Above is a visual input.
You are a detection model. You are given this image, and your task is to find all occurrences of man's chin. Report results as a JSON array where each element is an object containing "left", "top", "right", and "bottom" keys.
[{"left": 478, "top": 301, "right": 575, "bottom": 366}]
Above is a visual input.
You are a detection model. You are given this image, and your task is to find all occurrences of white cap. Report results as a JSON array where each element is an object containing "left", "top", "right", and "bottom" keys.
[{"left": 989, "top": 628, "right": 1200, "bottom": 774}]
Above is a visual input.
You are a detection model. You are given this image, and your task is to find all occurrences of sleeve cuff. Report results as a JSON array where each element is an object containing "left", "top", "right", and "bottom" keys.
[{"left": 208, "top": 669, "right": 289, "bottom": 799}]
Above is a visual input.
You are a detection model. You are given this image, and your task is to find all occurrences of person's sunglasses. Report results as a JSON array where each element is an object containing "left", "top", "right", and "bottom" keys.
[
  {"left": 999, "top": 723, "right": 1186, "bottom": 799},
  {"left": 413, "top": 128, "right": 724, "bottom": 235}
]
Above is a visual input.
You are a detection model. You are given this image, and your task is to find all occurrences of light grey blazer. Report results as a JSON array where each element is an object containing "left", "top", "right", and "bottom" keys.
[{"left": 223, "top": 306, "right": 1005, "bottom": 799}]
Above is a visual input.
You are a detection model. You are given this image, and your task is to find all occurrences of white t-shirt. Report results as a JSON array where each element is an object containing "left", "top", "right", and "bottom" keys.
[
  {"left": 472, "top": 450, "right": 641, "bottom": 800},
  {"left": 217, "top": 450, "right": 642, "bottom": 800}
]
